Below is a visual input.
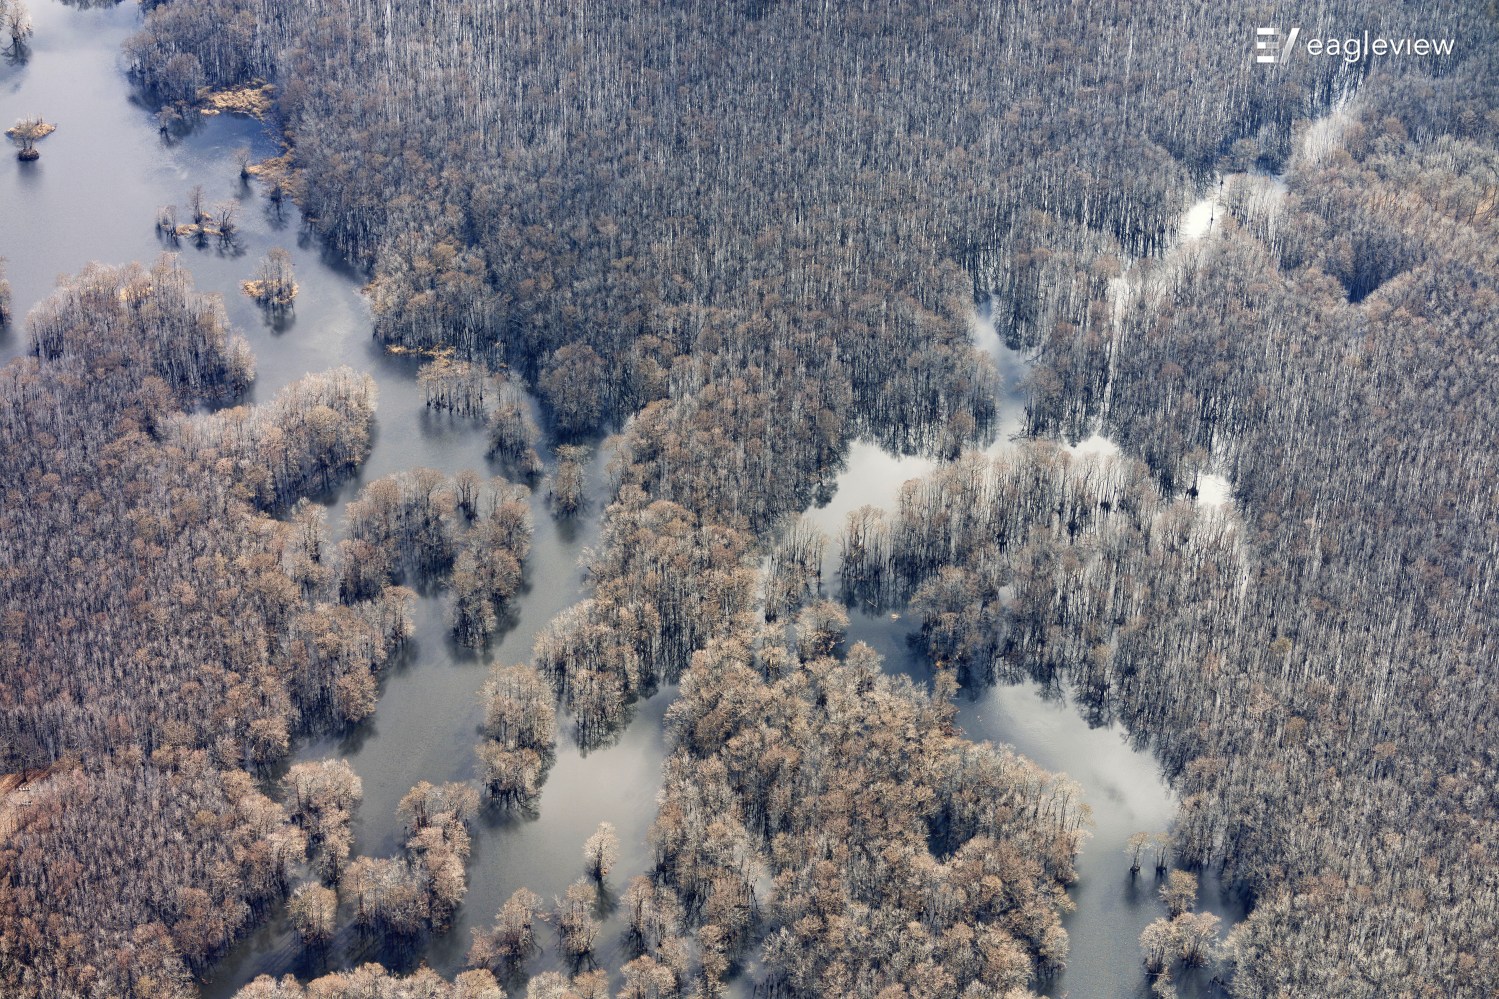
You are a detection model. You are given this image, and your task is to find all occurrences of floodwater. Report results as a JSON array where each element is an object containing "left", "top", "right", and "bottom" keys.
[{"left": 2, "top": 3, "right": 1244, "bottom": 998}]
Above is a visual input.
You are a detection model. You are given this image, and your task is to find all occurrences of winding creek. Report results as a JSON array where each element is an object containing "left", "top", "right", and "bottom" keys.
[{"left": 3, "top": 3, "right": 1247, "bottom": 997}]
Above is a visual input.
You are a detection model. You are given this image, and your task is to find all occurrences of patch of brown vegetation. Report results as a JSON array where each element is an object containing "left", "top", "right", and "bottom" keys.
[
  {"left": 241, "top": 279, "right": 299, "bottom": 306},
  {"left": 244, "top": 151, "right": 293, "bottom": 178},
  {"left": 173, "top": 223, "right": 230, "bottom": 239},
  {"left": 5, "top": 121, "right": 55, "bottom": 141},
  {"left": 385, "top": 344, "right": 458, "bottom": 360},
  {"left": 202, "top": 83, "right": 276, "bottom": 120}
]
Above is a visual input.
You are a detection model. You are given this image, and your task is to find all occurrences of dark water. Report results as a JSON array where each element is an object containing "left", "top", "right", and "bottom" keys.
[{"left": 2, "top": 4, "right": 1242, "bottom": 997}]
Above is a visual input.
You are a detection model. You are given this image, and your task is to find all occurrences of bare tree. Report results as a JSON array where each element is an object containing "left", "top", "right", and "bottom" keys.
[
  {"left": 5, "top": 0, "right": 32, "bottom": 54},
  {"left": 287, "top": 882, "right": 338, "bottom": 948},
  {"left": 1159, "top": 870, "right": 1198, "bottom": 917},
  {"left": 554, "top": 879, "right": 599, "bottom": 960},
  {"left": 546, "top": 445, "right": 590, "bottom": 517},
  {"left": 582, "top": 822, "right": 619, "bottom": 881},
  {"left": 211, "top": 200, "right": 239, "bottom": 241}
]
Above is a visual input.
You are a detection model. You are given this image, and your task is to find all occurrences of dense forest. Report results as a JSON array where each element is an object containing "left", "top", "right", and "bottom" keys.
[
  {"left": 0, "top": 259, "right": 404, "bottom": 996},
  {"left": 2, "top": 0, "right": 1495, "bottom": 997}
]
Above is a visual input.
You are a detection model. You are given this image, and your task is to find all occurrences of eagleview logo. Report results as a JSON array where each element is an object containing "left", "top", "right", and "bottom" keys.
[
  {"left": 1255, "top": 27, "right": 1300, "bottom": 64},
  {"left": 1256, "top": 26, "right": 1457, "bottom": 65}
]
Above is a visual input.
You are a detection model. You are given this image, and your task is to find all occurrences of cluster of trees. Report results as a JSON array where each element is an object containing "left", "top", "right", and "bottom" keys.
[
  {"left": 464, "top": 823, "right": 616, "bottom": 977},
  {"left": 545, "top": 444, "right": 588, "bottom": 516},
  {"left": 1138, "top": 870, "right": 1224, "bottom": 998},
  {"left": 0, "top": 257, "right": 10, "bottom": 325},
  {"left": 418, "top": 355, "right": 492, "bottom": 417},
  {"left": 531, "top": 493, "right": 758, "bottom": 744},
  {"left": 120, "top": 0, "right": 1432, "bottom": 474},
  {"left": 27, "top": 254, "right": 254, "bottom": 397},
  {"left": 243, "top": 248, "right": 298, "bottom": 310},
  {"left": 645, "top": 609, "right": 1085, "bottom": 998},
  {"left": 176, "top": 366, "right": 377, "bottom": 510},
  {"left": 156, "top": 185, "right": 241, "bottom": 245},
  {"left": 108, "top": 0, "right": 1408, "bottom": 991},
  {"left": 0, "top": 259, "right": 397, "bottom": 765},
  {"left": 275, "top": 766, "right": 490, "bottom": 955},
  {"left": 342, "top": 469, "right": 532, "bottom": 646},
  {"left": 286, "top": 882, "right": 338, "bottom": 950},
  {"left": 485, "top": 381, "right": 543, "bottom": 480},
  {"left": 0, "top": 260, "right": 416, "bottom": 997},
  {"left": 551, "top": 877, "right": 602, "bottom": 963},
  {"left": 233, "top": 964, "right": 504, "bottom": 999},
  {"left": 761, "top": 517, "right": 826, "bottom": 624},
  {"left": 343, "top": 781, "right": 479, "bottom": 938},
  {"left": 464, "top": 887, "right": 544, "bottom": 976},
  {"left": 283, "top": 759, "right": 362, "bottom": 885},
  {"left": 122, "top": 0, "right": 269, "bottom": 107},
  {"left": 836, "top": 445, "right": 1247, "bottom": 701},
  {"left": 474, "top": 662, "right": 554, "bottom": 809},
  {"left": 320, "top": 515, "right": 1087, "bottom": 999},
  {"left": 1011, "top": 46, "right": 1499, "bottom": 996}
]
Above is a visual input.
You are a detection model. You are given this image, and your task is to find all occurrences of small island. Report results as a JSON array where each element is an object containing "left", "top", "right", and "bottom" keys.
[
  {"left": 241, "top": 247, "right": 298, "bottom": 309},
  {"left": 6, "top": 116, "right": 54, "bottom": 161}
]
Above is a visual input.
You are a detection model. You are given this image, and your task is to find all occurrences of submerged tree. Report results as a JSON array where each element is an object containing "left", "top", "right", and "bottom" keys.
[
  {"left": 4, "top": 0, "right": 32, "bottom": 55},
  {"left": 284, "top": 759, "right": 363, "bottom": 883},
  {"left": 1159, "top": 870, "right": 1199, "bottom": 918},
  {"left": 235, "top": 966, "right": 504, "bottom": 998},
  {"left": 288, "top": 882, "right": 338, "bottom": 948},
  {"left": 476, "top": 663, "right": 555, "bottom": 808},
  {"left": 582, "top": 822, "right": 619, "bottom": 881},
  {"left": 211, "top": 200, "right": 239, "bottom": 241},
  {"left": 1127, "top": 831, "right": 1153, "bottom": 875},
  {"left": 466, "top": 887, "right": 544, "bottom": 975},
  {"left": 554, "top": 879, "right": 600, "bottom": 961},
  {"left": 486, "top": 381, "right": 543, "bottom": 479},
  {"left": 547, "top": 444, "right": 590, "bottom": 516},
  {"left": 343, "top": 782, "right": 478, "bottom": 940},
  {"left": 419, "top": 355, "right": 490, "bottom": 416}
]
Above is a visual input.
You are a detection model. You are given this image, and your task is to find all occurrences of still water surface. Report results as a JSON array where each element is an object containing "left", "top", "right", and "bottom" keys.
[{"left": 1, "top": 4, "right": 1242, "bottom": 996}]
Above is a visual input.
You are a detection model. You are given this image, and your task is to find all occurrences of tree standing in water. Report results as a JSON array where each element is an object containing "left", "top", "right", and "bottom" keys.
[
  {"left": 4, "top": 1, "right": 34, "bottom": 55},
  {"left": 583, "top": 822, "right": 619, "bottom": 881}
]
